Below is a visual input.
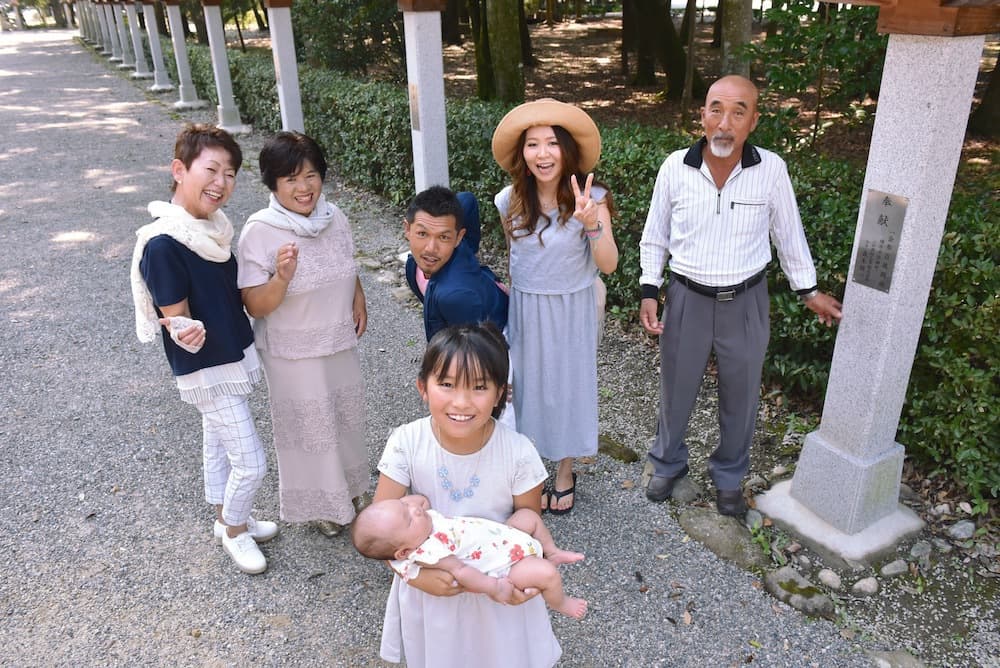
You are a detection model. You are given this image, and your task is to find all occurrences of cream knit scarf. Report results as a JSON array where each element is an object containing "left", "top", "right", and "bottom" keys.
[
  {"left": 243, "top": 193, "right": 337, "bottom": 239},
  {"left": 130, "top": 200, "right": 234, "bottom": 343}
]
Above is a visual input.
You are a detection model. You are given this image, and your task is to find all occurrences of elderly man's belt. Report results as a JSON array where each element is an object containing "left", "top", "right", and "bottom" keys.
[{"left": 670, "top": 270, "right": 766, "bottom": 302}]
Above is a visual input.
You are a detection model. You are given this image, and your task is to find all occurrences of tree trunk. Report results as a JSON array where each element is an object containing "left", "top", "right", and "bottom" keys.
[
  {"left": 682, "top": 0, "right": 697, "bottom": 108},
  {"left": 679, "top": 0, "right": 695, "bottom": 45},
  {"left": 251, "top": 1, "right": 267, "bottom": 31},
  {"left": 634, "top": 0, "right": 705, "bottom": 99},
  {"left": 969, "top": 56, "right": 999, "bottom": 138},
  {"left": 621, "top": 0, "right": 636, "bottom": 76},
  {"left": 155, "top": 1, "right": 168, "bottom": 35},
  {"left": 721, "top": 0, "right": 751, "bottom": 77},
  {"left": 486, "top": 0, "right": 524, "bottom": 102},
  {"left": 469, "top": 0, "right": 496, "bottom": 100},
  {"left": 519, "top": 0, "right": 536, "bottom": 67},
  {"left": 633, "top": 0, "right": 658, "bottom": 86},
  {"left": 712, "top": 0, "right": 723, "bottom": 48},
  {"left": 443, "top": 0, "right": 462, "bottom": 45},
  {"left": 546, "top": 0, "right": 556, "bottom": 26},
  {"left": 49, "top": 0, "right": 66, "bottom": 28}
]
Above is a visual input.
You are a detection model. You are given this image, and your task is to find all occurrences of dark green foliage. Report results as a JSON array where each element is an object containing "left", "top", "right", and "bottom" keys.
[
  {"left": 290, "top": 0, "right": 403, "bottom": 80},
  {"left": 899, "top": 192, "right": 1000, "bottom": 503},
  {"left": 157, "top": 39, "right": 997, "bottom": 506},
  {"left": 748, "top": 0, "right": 886, "bottom": 116}
]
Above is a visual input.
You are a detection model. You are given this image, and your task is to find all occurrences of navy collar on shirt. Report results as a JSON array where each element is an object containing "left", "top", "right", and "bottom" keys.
[{"left": 683, "top": 136, "right": 762, "bottom": 169}]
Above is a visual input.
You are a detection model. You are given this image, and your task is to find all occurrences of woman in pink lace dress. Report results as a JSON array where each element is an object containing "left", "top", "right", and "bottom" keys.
[{"left": 237, "top": 132, "right": 369, "bottom": 536}]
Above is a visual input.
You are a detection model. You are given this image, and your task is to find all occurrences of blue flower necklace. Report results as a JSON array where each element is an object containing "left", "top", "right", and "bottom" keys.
[{"left": 433, "top": 418, "right": 490, "bottom": 503}]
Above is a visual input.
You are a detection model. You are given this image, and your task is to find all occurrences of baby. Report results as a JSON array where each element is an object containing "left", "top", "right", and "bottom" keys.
[{"left": 352, "top": 495, "right": 588, "bottom": 619}]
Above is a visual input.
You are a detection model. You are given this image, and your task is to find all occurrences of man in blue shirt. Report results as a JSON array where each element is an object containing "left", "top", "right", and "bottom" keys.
[{"left": 404, "top": 186, "right": 509, "bottom": 341}]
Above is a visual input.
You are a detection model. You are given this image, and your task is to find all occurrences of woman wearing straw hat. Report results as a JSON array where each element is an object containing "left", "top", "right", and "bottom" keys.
[{"left": 492, "top": 99, "right": 619, "bottom": 515}]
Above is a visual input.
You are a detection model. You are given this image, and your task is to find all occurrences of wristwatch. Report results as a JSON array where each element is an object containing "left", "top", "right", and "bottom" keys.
[{"left": 798, "top": 288, "right": 819, "bottom": 303}]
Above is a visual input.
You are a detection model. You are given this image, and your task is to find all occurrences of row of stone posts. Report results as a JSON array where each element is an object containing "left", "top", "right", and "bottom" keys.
[{"left": 75, "top": 0, "right": 304, "bottom": 134}]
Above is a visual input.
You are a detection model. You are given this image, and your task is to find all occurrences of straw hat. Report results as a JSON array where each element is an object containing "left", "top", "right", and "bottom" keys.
[{"left": 491, "top": 98, "right": 601, "bottom": 173}]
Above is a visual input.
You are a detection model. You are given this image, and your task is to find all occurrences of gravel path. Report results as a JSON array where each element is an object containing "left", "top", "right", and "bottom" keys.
[{"left": 0, "top": 28, "right": 915, "bottom": 667}]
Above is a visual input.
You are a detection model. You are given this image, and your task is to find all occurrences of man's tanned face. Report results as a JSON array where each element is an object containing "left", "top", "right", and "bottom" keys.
[{"left": 701, "top": 75, "right": 760, "bottom": 160}]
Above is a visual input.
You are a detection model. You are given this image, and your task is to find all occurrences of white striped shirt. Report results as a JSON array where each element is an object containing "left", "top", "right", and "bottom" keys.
[{"left": 639, "top": 139, "right": 817, "bottom": 292}]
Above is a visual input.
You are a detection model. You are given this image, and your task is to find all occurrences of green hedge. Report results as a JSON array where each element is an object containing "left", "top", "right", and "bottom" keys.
[{"left": 157, "top": 40, "right": 998, "bottom": 505}]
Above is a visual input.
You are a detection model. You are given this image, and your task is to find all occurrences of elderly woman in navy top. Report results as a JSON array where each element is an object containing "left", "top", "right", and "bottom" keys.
[{"left": 129, "top": 124, "right": 277, "bottom": 575}]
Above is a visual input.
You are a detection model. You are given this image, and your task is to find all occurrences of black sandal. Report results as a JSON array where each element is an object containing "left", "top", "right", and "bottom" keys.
[
  {"left": 548, "top": 473, "right": 577, "bottom": 516},
  {"left": 540, "top": 483, "right": 554, "bottom": 514}
]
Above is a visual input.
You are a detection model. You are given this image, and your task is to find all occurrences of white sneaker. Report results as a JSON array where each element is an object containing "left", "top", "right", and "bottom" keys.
[
  {"left": 213, "top": 516, "right": 279, "bottom": 544},
  {"left": 222, "top": 530, "right": 267, "bottom": 574}
]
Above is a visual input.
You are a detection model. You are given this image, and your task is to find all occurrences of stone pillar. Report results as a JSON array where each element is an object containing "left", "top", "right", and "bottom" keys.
[
  {"left": 77, "top": 1, "right": 92, "bottom": 41},
  {"left": 13, "top": 1, "right": 25, "bottom": 30},
  {"left": 141, "top": 0, "right": 174, "bottom": 92},
  {"left": 265, "top": 0, "right": 304, "bottom": 132},
  {"left": 103, "top": 2, "right": 124, "bottom": 61},
  {"left": 96, "top": 2, "right": 114, "bottom": 55},
  {"left": 83, "top": 1, "right": 97, "bottom": 42},
  {"left": 201, "top": 0, "right": 249, "bottom": 134},
  {"left": 756, "top": 34, "right": 986, "bottom": 563},
  {"left": 112, "top": 2, "right": 135, "bottom": 69},
  {"left": 400, "top": 0, "right": 449, "bottom": 190},
  {"left": 124, "top": 1, "right": 152, "bottom": 78},
  {"left": 163, "top": 0, "right": 206, "bottom": 109}
]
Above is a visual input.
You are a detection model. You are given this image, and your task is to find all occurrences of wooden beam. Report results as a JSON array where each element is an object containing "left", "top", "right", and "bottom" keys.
[
  {"left": 821, "top": 0, "right": 1000, "bottom": 35},
  {"left": 878, "top": 0, "right": 999, "bottom": 35}
]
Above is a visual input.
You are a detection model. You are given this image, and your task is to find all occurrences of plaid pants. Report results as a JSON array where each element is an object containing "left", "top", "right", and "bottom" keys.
[{"left": 194, "top": 394, "right": 266, "bottom": 526}]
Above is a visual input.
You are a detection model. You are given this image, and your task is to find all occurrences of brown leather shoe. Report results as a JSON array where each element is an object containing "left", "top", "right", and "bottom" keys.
[{"left": 716, "top": 489, "right": 748, "bottom": 517}]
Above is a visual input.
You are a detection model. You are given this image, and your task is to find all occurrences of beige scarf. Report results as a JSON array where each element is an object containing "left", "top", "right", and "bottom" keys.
[{"left": 130, "top": 200, "right": 234, "bottom": 343}]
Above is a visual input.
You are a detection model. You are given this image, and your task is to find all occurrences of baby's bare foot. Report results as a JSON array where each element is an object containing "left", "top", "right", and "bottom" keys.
[
  {"left": 555, "top": 596, "right": 588, "bottom": 619},
  {"left": 546, "top": 549, "right": 584, "bottom": 565}
]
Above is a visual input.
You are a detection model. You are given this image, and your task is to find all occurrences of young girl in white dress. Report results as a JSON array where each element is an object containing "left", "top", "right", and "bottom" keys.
[{"left": 373, "top": 323, "right": 562, "bottom": 668}]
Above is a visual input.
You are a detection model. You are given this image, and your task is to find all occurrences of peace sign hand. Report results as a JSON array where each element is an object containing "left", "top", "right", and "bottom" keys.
[{"left": 571, "top": 173, "right": 598, "bottom": 228}]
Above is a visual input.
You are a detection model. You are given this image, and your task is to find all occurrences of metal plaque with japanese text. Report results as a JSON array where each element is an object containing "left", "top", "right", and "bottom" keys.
[{"left": 851, "top": 190, "right": 907, "bottom": 293}]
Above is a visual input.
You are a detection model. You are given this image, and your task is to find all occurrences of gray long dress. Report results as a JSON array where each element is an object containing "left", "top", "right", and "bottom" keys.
[
  {"left": 495, "top": 185, "right": 603, "bottom": 461},
  {"left": 236, "top": 206, "right": 369, "bottom": 524}
]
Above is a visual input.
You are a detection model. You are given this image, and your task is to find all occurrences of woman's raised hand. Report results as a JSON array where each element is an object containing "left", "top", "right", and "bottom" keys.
[
  {"left": 275, "top": 242, "right": 298, "bottom": 283},
  {"left": 571, "top": 173, "right": 598, "bottom": 228}
]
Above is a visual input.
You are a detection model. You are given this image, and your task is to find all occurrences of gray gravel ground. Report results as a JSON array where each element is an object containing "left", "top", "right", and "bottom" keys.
[{"left": 1, "top": 28, "right": 989, "bottom": 668}]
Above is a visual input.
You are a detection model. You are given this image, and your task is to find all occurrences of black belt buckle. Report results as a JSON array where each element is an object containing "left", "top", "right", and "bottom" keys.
[{"left": 716, "top": 289, "right": 736, "bottom": 302}]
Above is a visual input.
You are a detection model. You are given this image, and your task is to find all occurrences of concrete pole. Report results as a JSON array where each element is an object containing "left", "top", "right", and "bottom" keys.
[
  {"left": 111, "top": 2, "right": 136, "bottom": 69},
  {"left": 141, "top": 0, "right": 174, "bottom": 92},
  {"left": 96, "top": 2, "right": 114, "bottom": 55},
  {"left": 756, "top": 34, "right": 986, "bottom": 565},
  {"left": 102, "top": 3, "right": 123, "bottom": 61},
  {"left": 124, "top": 1, "right": 152, "bottom": 78},
  {"left": 400, "top": 0, "right": 450, "bottom": 190},
  {"left": 200, "top": 0, "right": 250, "bottom": 134},
  {"left": 163, "top": 0, "right": 206, "bottom": 109},
  {"left": 264, "top": 0, "right": 304, "bottom": 132},
  {"left": 83, "top": 1, "right": 97, "bottom": 42},
  {"left": 77, "top": 1, "right": 92, "bottom": 41}
]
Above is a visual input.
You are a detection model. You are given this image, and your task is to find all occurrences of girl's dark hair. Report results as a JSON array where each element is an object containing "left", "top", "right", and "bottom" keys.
[
  {"left": 258, "top": 131, "right": 328, "bottom": 192},
  {"left": 171, "top": 123, "right": 243, "bottom": 193},
  {"left": 419, "top": 323, "right": 509, "bottom": 419},
  {"left": 502, "top": 125, "right": 615, "bottom": 244}
]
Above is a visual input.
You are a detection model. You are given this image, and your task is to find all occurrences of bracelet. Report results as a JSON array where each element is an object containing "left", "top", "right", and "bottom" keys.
[
  {"left": 584, "top": 222, "right": 603, "bottom": 241},
  {"left": 798, "top": 288, "right": 819, "bottom": 303}
]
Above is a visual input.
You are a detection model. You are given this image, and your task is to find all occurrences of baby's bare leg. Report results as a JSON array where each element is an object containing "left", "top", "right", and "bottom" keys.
[
  {"left": 507, "top": 509, "right": 584, "bottom": 565},
  {"left": 507, "top": 556, "right": 587, "bottom": 619}
]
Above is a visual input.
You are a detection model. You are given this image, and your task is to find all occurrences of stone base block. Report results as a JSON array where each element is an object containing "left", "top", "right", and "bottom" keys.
[
  {"left": 130, "top": 71, "right": 154, "bottom": 80},
  {"left": 173, "top": 99, "right": 207, "bottom": 111},
  {"left": 790, "top": 430, "right": 905, "bottom": 534},
  {"left": 755, "top": 481, "right": 923, "bottom": 568}
]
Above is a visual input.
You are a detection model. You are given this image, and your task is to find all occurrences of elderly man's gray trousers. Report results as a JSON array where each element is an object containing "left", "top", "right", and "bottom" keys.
[{"left": 647, "top": 278, "right": 769, "bottom": 491}]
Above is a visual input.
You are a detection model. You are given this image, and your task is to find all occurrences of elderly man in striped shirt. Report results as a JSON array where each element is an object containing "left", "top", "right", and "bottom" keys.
[{"left": 639, "top": 75, "right": 843, "bottom": 517}]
